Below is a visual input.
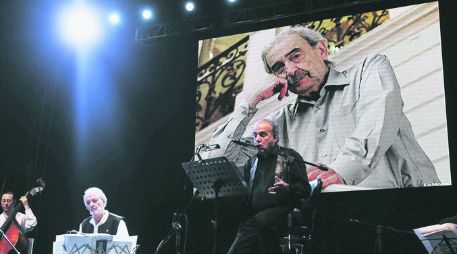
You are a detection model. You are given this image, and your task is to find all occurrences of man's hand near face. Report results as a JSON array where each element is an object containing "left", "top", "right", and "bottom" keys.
[{"left": 247, "top": 78, "right": 289, "bottom": 108}]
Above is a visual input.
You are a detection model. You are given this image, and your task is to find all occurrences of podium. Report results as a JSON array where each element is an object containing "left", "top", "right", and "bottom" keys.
[{"left": 53, "top": 233, "right": 138, "bottom": 254}]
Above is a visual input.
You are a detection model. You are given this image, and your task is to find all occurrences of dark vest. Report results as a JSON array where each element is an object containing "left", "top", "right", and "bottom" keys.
[{"left": 81, "top": 213, "right": 123, "bottom": 235}]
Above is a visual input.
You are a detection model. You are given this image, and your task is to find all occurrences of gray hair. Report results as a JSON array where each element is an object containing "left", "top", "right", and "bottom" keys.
[
  {"left": 261, "top": 26, "right": 334, "bottom": 74},
  {"left": 83, "top": 187, "right": 107, "bottom": 208}
]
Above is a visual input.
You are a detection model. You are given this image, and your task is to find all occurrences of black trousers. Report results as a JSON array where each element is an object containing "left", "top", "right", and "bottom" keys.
[{"left": 228, "top": 206, "right": 288, "bottom": 254}]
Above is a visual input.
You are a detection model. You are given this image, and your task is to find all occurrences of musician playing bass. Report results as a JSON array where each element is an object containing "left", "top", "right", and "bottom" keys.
[{"left": 0, "top": 191, "right": 37, "bottom": 233}]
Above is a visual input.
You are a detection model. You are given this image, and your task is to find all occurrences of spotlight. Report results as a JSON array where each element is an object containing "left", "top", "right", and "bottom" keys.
[
  {"left": 227, "top": 0, "right": 237, "bottom": 3},
  {"left": 185, "top": 1, "right": 195, "bottom": 12},
  {"left": 142, "top": 9, "right": 153, "bottom": 20},
  {"left": 57, "top": 4, "right": 103, "bottom": 48},
  {"left": 108, "top": 12, "right": 121, "bottom": 25}
]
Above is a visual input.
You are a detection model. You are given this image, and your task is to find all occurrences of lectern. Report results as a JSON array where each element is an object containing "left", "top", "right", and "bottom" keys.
[{"left": 52, "top": 233, "right": 138, "bottom": 254}]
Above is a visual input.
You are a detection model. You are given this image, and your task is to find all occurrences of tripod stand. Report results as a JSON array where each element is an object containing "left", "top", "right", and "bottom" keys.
[
  {"left": 182, "top": 156, "right": 247, "bottom": 254},
  {"left": 350, "top": 219, "right": 415, "bottom": 254}
]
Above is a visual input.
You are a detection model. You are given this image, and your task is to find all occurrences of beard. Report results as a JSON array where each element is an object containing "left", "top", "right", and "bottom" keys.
[{"left": 90, "top": 207, "right": 104, "bottom": 217}]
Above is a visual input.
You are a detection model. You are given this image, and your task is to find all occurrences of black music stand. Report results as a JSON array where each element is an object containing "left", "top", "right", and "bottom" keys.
[{"left": 182, "top": 156, "right": 248, "bottom": 254}]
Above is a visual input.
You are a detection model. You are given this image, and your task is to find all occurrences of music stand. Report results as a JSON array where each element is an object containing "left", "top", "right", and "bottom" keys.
[
  {"left": 182, "top": 156, "right": 248, "bottom": 254},
  {"left": 432, "top": 235, "right": 457, "bottom": 254}
]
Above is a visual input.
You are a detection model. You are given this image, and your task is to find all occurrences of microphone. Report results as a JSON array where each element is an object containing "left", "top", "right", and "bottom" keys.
[
  {"left": 232, "top": 138, "right": 258, "bottom": 148},
  {"left": 349, "top": 218, "right": 360, "bottom": 224},
  {"left": 199, "top": 144, "right": 220, "bottom": 152},
  {"left": 232, "top": 138, "right": 328, "bottom": 171}
]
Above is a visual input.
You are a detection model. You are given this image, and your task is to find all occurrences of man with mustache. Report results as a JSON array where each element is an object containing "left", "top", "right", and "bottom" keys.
[
  {"left": 210, "top": 26, "right": 440, "bottom": 189},
  {"left": 79, "top": 187, "right": 129, "bottom": 236},
  {"left": 228, "top": 119, "right": 310, "bottom": 254}
]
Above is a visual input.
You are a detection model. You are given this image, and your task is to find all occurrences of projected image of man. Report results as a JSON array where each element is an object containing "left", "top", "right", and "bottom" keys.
[{"left": 210, "top": 26, "right": 440, "bottom": 189}]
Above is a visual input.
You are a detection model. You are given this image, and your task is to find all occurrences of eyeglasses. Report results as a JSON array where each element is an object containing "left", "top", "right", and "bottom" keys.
[{"left": 270, "top": 49, "right": 305, "bottom": 76}]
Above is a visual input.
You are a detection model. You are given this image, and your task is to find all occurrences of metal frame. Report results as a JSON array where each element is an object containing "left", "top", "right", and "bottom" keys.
[{"left": 135, "top": 0, "right": 383, "bottom": 43}]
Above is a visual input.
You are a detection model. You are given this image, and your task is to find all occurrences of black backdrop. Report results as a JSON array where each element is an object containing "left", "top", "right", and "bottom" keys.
[{"left": 0, "top": 0, "right": 456, "bottom": 253}]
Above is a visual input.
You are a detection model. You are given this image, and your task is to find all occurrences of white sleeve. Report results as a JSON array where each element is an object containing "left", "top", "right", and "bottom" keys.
[
  {"left": 116, "top": 220, "right": 129, "bottom": 236},
  {"left": 21, "top": 209, "right": 37, "bottom": 233}
]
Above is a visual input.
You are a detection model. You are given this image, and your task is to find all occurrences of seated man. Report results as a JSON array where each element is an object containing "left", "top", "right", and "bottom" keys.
[
  {"left": 0, "top": 192, "right": 38, "bottom": 252},
  {"left": 0, "top": 191, "right": 37, "bottom": 233},
  {"left": 79, "top": 187, "right": 129, "bottom": 236},
  {"left": 228, "top": 119, "right": 310, "bottom": 254}
]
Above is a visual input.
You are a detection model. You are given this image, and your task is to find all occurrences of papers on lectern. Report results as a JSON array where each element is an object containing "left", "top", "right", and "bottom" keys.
[
  {"left": 414, "top": 225, "right": 457, "bottom": 254},
  {"left": 52, "top": 233, "right": 138, "bottom": 254}
]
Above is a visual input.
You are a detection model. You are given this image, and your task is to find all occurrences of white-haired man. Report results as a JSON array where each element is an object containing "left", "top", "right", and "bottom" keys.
[{"left": 79, "top": 187, "right": 129, "bottom": 236}]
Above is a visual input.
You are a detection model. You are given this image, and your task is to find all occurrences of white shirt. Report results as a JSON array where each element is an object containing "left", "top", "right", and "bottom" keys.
[{"left": 0, "top": 209, "right": 37, "bottom": 233}]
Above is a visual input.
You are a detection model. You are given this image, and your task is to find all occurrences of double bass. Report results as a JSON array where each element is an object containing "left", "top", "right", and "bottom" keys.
[{"left": 0, "top": 179, "right": 45, "bottom": 254}]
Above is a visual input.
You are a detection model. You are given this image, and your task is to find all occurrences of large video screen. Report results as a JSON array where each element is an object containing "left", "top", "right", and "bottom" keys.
[{"left": 195, "top": 1, "right": 450, "bottom": 192}]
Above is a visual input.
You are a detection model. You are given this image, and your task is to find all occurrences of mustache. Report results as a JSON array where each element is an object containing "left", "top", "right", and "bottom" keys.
[{"left": 287, "top": 70, "right": 310, "bottom": 87}]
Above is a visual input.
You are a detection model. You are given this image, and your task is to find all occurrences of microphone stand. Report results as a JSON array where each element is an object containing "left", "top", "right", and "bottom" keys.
[
  {"left": 154, "top": 195, "right": 196, "bottom": 254},
  {"left": 0, "top": 228, "right": 21, "bottom": 254},
  {"left": 211, "top": 178, "right": 225, "bottom": 254},
  {"left": 155, "top": 145, "right": 208, "bottom": 254},
  {"left": 279, "top": 154, "right": 294, "bottom": 253},
  {"left": 349, "top": 219, "right": 414, "bottom": 254},
  {"left": 376, "top": 225, "right": 382, "bottom": 254}
]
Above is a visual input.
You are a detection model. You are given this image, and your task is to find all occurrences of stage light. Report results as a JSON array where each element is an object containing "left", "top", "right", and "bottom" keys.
[
  {"left": 108, "top": 12, "right": 121, "bottom": 25},
  {"left": 185, "top": 1, "right": 195, "bottom": 12},
  {"left": 142, "top": 9, "right": 153, "bottom": 20},
  {"left": 227, "top": 0, "right": 237, "bottom": 3},
  {"left": 57, "top": 4, "right": 104, "bottom": 49}
]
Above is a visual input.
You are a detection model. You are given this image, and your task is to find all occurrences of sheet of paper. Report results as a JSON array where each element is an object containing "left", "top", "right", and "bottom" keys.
[{"left": 414, "top": 225, "right": 457, "bottom": 253}]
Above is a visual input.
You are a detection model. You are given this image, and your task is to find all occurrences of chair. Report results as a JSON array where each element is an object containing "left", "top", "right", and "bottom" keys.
[
  {"left": 28, "top": 238, "right": 34, "bottom": 254},
  {"left": 280, "top": 179, "right": 323, "bottom": 254},
  {"left": 301, "top": 178, "right": 323, "bottom": 238}
]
